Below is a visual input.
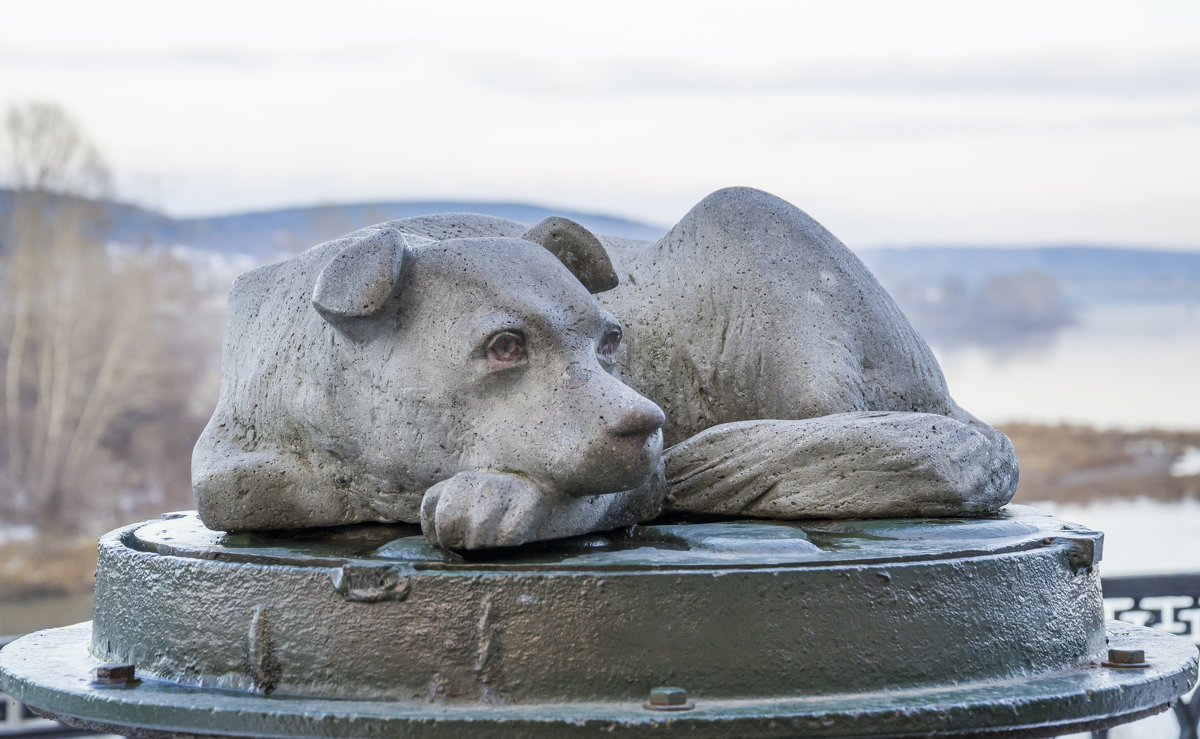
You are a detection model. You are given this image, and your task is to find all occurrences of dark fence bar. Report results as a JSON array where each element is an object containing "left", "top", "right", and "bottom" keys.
[{"left": 1095, "top": 574, "right": 1200, "bottom": 739}]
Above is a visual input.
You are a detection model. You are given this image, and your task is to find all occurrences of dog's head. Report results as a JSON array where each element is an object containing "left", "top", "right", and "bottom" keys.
[{"left": 310, "top": 218, "right": 664, "bottom": 498}]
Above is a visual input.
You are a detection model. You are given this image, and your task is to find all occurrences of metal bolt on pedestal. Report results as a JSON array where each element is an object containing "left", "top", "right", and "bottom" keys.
[
  {"left": 91, "top": 663, "right": 140, "bottom": 688},
  {"left": 644, "top": 686, "right": 694, "bottom": 711},
  {"left": 1102, "top": 648, "right": 1149, "bottom": 669}
]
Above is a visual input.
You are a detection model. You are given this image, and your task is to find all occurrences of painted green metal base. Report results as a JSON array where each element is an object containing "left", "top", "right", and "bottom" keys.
[
  {"left": 1, "top": 506, "right": 1196, "bottom": 737},
  {"left": 3, "top": 622, "right": 1196, "bottom": 738}
]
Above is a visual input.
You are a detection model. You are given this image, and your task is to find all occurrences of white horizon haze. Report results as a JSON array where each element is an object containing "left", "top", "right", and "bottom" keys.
[{"left": 2, "top": 0, "right": 1198, "bottom": 249}]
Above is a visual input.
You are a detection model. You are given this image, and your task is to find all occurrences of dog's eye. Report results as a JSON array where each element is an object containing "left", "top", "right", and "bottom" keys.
[
  {"left": 598, "top": 329, "right": 621, "bottom": 365},
  {"left": 486, "top": 330, "right": 527, "bottom": 365}
]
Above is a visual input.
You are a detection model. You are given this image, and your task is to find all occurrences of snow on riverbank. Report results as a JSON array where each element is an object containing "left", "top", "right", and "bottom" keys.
[
  {"left": 0, "top": 524, "right": 36, "bottom": 547},
  {"left": 1172, "top": 446, "right": 1200, "bottom": 477}
]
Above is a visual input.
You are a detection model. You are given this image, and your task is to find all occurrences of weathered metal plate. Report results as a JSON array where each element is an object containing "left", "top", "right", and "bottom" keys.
[
  {"left": 77, "top": 507, "right": 1111, "bottom": 703},
  {"left": 131, "top": 505, "right": 1078, "bottom": 570},
  {"left": 81, "top": 507, "right": 1112, "bottom": 702},
  {"left": 3, "top": 506, "right": 1193, "bottom": 736},
  {"left": 1, "top": 621, "right": 1194, "bottom": 738}
]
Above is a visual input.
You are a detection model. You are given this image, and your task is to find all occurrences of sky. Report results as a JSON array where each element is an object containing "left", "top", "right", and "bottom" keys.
[{"left": 1, "top": 0, "right": 1198, "bottom": 248}]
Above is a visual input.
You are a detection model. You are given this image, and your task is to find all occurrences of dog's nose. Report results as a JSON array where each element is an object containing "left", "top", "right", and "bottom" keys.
[{"left": 611, "top": 404, "right": 666, "bottom": 440}]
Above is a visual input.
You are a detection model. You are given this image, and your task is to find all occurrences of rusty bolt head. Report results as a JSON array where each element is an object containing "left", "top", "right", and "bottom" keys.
[
  {"left": 650, "top": 686, "right": 687, "bottom": 705},
  {"left": 92, "top": 663, "right": 139, "bottom": 687},
  {"left": 1102, "top": 648, "right": 1149, "bottom": 668},
  {"left": 644, "top": 686, "right": 694, "bottom": 711}
]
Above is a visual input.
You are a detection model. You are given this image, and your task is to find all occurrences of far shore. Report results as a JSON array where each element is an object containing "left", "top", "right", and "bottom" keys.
[{"left": 1001, "top": 423, "right": 1200, "bottom": 505}]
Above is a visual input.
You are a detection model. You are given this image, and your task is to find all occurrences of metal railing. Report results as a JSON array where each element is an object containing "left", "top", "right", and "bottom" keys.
[{"left": 1093, "top": 573, "right": 1200, "bottom": 739}]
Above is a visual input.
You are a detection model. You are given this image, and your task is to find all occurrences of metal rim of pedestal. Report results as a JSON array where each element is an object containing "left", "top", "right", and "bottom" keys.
[
  {"left": 1, "top": 507, "right": 1197, "bottom": 737},
  {"left": 0, "top": 622, "right": 1196, "bottom": 738}
]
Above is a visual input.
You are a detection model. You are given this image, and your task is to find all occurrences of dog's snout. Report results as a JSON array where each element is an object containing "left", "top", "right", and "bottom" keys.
[{"left": 611, "top": 404, "right": 666, "bottom": 440}]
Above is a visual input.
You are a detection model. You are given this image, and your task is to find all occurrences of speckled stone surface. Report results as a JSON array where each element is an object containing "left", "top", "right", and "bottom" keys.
[
  {"left": 193, "top": 187, "right": 1017, "bottom": 548},
  {"left": 193, "top": 219, "right": 666, "bottom": 548}
]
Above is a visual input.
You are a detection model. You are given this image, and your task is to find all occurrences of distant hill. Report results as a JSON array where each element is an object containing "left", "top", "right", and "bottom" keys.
[
  {"left": 859, "top": 246, "right": 1200, "bottom": 306},
  {"left": 860, "top": 246, "right": 1200, "bottom": 289},
  {"left": 854, "top": 245, "right": 1200, "bottom": 348},
  {"left": 141, "top": 202, "right": 672, "bottom": 260},
  {"left": 3, "top": 188, "right": 1197, "bottom": 307},
  {"left": 4, "top": 189, "right": 1197, "bottom": 354},
  {"left": 0, "top": 189, "right": 669, "bottom": 260}
]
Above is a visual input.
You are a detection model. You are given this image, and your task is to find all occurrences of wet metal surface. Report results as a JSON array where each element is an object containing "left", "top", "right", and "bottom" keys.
[
  {"left": 1, "top": 622, "right": 1195, "bottom": 737},
  {"left": 1, "top": 506, "right": 1195, "bottom": 737},
  {"left": 132, "top": 504, "right": 1082, "bottom": 570},
  {"left": 75, "top": 506, "right": 1116, "bottom": 704}
]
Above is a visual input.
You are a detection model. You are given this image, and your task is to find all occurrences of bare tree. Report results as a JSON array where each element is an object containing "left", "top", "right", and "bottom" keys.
[
  {"left": 0, "top": 103, "right": 207, "bottom": 530},
  {"left": 3, "top": 103, "right": 109, "bottom": 197}
]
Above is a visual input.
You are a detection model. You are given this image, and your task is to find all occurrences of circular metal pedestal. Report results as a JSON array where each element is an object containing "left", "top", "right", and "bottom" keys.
[{"left": 1, "top": 506, "right": 1196, "bottom": 737}]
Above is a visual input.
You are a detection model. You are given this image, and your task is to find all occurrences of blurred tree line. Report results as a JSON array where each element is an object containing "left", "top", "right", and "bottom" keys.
[
  {"left": 0, "top": 103, "right": 218, "bottom": 532},
  {"left": 884, "top": 270, "right": 1073, "bottom": 350}
]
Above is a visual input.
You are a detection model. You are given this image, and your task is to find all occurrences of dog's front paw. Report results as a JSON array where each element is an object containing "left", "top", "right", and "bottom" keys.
[{"left": 420, "top": 471, "right": 545, "bottom": 550}]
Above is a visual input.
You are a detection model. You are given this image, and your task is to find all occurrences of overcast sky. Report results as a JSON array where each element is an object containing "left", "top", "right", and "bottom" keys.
[{"left": 2, "top": 0, "right": 1198, "bottom": 248}]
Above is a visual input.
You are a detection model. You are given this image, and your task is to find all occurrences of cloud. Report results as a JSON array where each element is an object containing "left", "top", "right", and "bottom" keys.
[
  {"left": 0, "top": 48, "right": 272, "bottom": 68},
  {"left": 769, "top": 108, "right": 1200, "bottom": 141},
  {"left": 470, "top": 50, "right": 1200, "bottom": 99},
  {"left": 0, "top": 44, "right": 402, "bottom": 69},
  {"left": 8, "top": 39, "right": 1197, "bottom": 101}
]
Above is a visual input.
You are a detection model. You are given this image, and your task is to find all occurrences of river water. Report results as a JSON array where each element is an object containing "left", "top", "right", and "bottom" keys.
[
  {"left": 0, "top": 591, "right": 93, "bottom": 636},
  {"left": 934, "top": 302, "right": 1200, "bottom": 431}
]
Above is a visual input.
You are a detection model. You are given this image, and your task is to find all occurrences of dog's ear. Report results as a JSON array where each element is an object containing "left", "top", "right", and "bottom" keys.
[
  {"left": 313, "top": 227, "right": 426, "bottom": 333},
  {"left": 522, "top": 217, "right": 618, "bottom": 293}
]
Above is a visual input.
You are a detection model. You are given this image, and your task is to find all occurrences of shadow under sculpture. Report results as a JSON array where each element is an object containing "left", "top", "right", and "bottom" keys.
[{"left": 192, "top": 186, "right": 1018, "bottom": 549}]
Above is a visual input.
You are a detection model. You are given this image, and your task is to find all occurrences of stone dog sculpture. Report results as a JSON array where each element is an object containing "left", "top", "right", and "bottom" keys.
[{"left": 193, "top": 187, "right": 1017, "bottom": 549}]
